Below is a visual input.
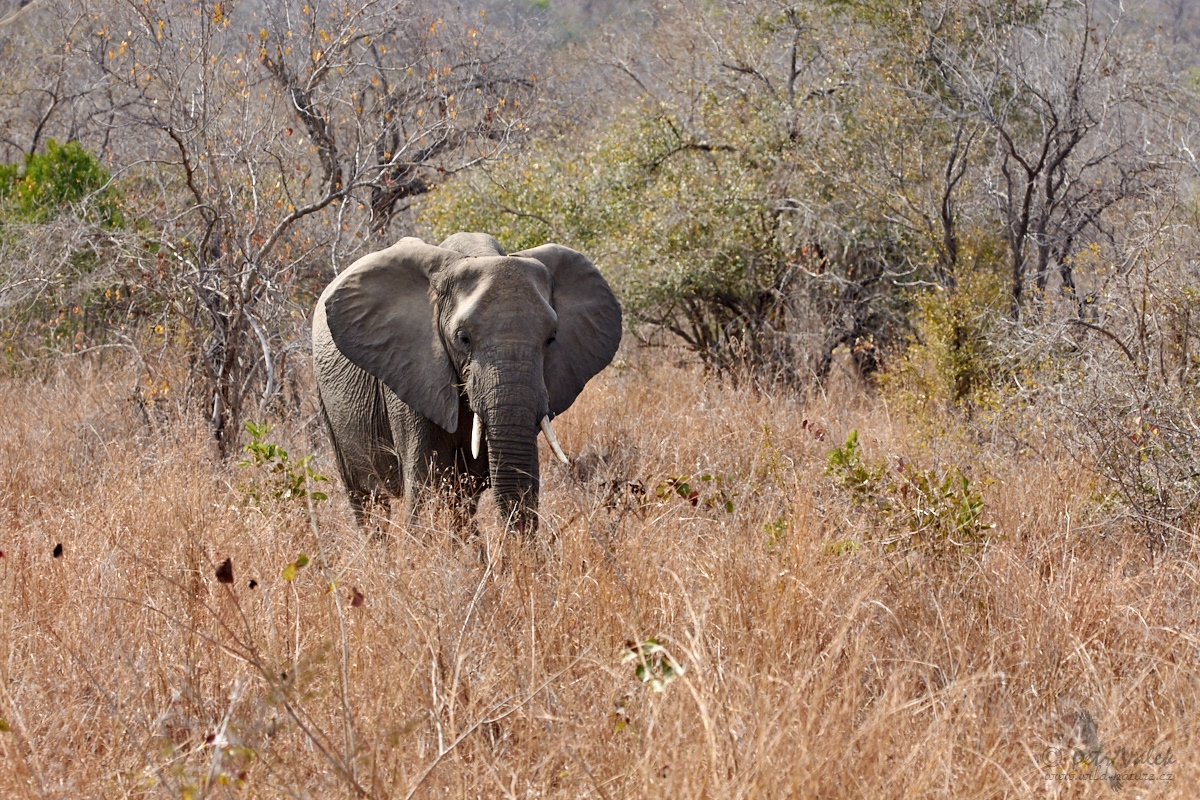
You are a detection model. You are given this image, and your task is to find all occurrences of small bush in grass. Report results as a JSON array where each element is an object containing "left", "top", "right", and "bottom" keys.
[
  {"left": 623, "top": 637, "right": 683, "bottom": 693},
  {"left": 236, "top": 421, "right": 328, "bottom": 505},
  {"left": 653, "top": 473, "right": 736, "bottom": 513},
  {"left": 825, "top": 429, "right": 993, "bottom": 555}
]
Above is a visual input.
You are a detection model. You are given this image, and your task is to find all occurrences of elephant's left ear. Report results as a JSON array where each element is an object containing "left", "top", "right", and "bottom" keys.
[{"left": 513, "top": 244, "right": 622, "bottom": 417}]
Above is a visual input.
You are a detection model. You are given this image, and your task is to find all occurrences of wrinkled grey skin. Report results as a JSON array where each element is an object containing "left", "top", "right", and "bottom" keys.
[{"left": 312, "top": 232, "right": 622, "bottom": 534}]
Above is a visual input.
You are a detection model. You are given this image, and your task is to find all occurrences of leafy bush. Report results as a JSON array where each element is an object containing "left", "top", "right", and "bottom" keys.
[
  {"left": 426, "top": 91, "right": 927, "bottom": 384},
  {"left": 0, "top": 139, "right": 120, "bottom": 225},
  {"left": 236, "top": 422, "right": 328, "bottom": 505},
  {"left": 884, "top": 250, "right": 1011, "bottom": 412},
  {"left": 623, "top": 637, "right": 683, "bottom": 693},
  {"left": 654, "top": 473, "right": 736, "bottom": 513},
  {"left": 0, "top": 140, "right": 134, "bottom": 360},
  {"left": 824, "top": 430, "right": 884, "bottom": 505},
  {"left": 825, "top": 430, "right": 993, "bottom": 554}
]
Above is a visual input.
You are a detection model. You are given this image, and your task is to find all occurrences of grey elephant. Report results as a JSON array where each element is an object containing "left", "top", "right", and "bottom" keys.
[{"left": 312, "top": 232, "right": 622, "bottom": 534}]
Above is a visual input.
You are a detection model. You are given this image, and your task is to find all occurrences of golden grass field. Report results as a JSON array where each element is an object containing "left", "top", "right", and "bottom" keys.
[{"left": 0, "top": 350, "right": 1196, "bottom": 798}]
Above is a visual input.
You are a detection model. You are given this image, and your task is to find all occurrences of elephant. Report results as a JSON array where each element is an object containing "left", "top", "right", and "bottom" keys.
[{"left": 312, "top": 232, "right": 622, "bottom": 535}]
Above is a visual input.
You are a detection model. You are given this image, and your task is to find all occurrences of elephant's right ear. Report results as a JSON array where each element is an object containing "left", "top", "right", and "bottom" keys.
[{"left": 323, "top": 237, "right": 463, "bottom": 433}]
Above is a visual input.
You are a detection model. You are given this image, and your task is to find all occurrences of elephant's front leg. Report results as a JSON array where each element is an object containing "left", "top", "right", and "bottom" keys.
[
  {"left": 379, "top": 390, "right": 433, "bottom": 530},
  {"left": 385, "top": 391, "right": 486, "bottom": 533},
  {"left": 444, "top": 456, "right": 488, "bottom": 539},
  {"left": 401, "top": 446, "right": 486, "bottom": 534}
]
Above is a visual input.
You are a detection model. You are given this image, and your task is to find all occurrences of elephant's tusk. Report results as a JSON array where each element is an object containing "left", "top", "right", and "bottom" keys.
[
  {"left": 540, "top": 416, "right": 569, "bottom": 465},
  {"left": 471, "top": 413, "right": 483, "bottom": 459}
]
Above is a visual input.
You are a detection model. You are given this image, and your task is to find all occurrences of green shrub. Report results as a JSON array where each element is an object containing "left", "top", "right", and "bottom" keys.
[
  {"left": 236, "top": 422, "right": 328, "bottom": 505},
  {"left": 824, "top": 430, "right": 993, "bottom": 555},
  {"left": 0, "top": 141, "right": 140, "bottom": 359},
  {"left": 0, "top": 139, "right": 121, "bottom": 225}
]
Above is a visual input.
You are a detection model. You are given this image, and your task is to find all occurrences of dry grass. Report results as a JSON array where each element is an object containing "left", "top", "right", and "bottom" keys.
[{"left": 1, "top": 350, "right": 1197, "bottom": 798}]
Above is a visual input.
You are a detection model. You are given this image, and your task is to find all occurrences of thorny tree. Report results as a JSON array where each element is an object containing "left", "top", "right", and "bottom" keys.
[
  {"left": 926, "top": 0, "right": 1175, "bottom": 320},
  {"left": 50, "top": 0, "right": 536, "bottom": 453}
]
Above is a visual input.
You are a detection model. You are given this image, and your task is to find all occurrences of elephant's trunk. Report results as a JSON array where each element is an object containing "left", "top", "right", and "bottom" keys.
[
  {"left": 471, "top": 353, "right": 545, "bottom": 535},
  {"left": 485, "top": 408, "right": 541, "bottom": 535}
]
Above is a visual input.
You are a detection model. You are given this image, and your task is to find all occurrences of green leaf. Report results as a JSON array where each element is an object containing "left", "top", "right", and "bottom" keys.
[
  {"left": 281, "top": 563, "right": 296, "bottom": 581},
  {"left": 294, "top": 553, "right": 309, "bottom": 569}
]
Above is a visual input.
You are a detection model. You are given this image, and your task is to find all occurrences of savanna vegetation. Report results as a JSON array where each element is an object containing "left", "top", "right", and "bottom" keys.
[{"left": 0, "top": 0, "right": 1198, "bottom": 796}]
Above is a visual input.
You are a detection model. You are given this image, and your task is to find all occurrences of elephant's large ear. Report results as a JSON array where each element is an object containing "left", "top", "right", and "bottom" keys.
[
  {"left": 324, "top": 237, "right": 463, "bottom": 432},
  {"left": 514, "top": 244, "right": 622, "bottom": 417}
]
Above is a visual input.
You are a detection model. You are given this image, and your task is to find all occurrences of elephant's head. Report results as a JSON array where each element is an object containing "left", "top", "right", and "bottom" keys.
[{"left": 322, "top": 232, "right": 622, "bottom": 533}]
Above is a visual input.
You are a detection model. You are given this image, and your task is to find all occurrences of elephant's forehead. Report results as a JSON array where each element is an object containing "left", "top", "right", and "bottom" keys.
[
  {"left": 452, "top": 257, "right": 551, "bottom": 297},
  {"left": 456, "top": 255, "right": 549, "bottom": 282},
  {"left": 450, "top": 257, "right": 554, "bottom": 320}
]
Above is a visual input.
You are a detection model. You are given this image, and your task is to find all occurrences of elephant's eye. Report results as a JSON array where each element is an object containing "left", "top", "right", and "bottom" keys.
[
  {"left": 455, "top": 330, "right": 470, "bottom": 348},
  {"left": 546, "top": 332, "right": 557, "bottom": 347}
]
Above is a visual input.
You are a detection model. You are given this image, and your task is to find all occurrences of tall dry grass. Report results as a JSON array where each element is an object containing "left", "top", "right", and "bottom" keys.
[{"left": 0, "top": 350, "right": 1196, "bottom": 798}]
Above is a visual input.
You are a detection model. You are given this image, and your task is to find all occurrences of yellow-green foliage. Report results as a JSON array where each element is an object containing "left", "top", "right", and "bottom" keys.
[
  {"left": 824, "top": 429, "right": 992, "bottom": 555},
  {"left": 886, "top": 238, "right": 1010, "bottom": 411}
]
